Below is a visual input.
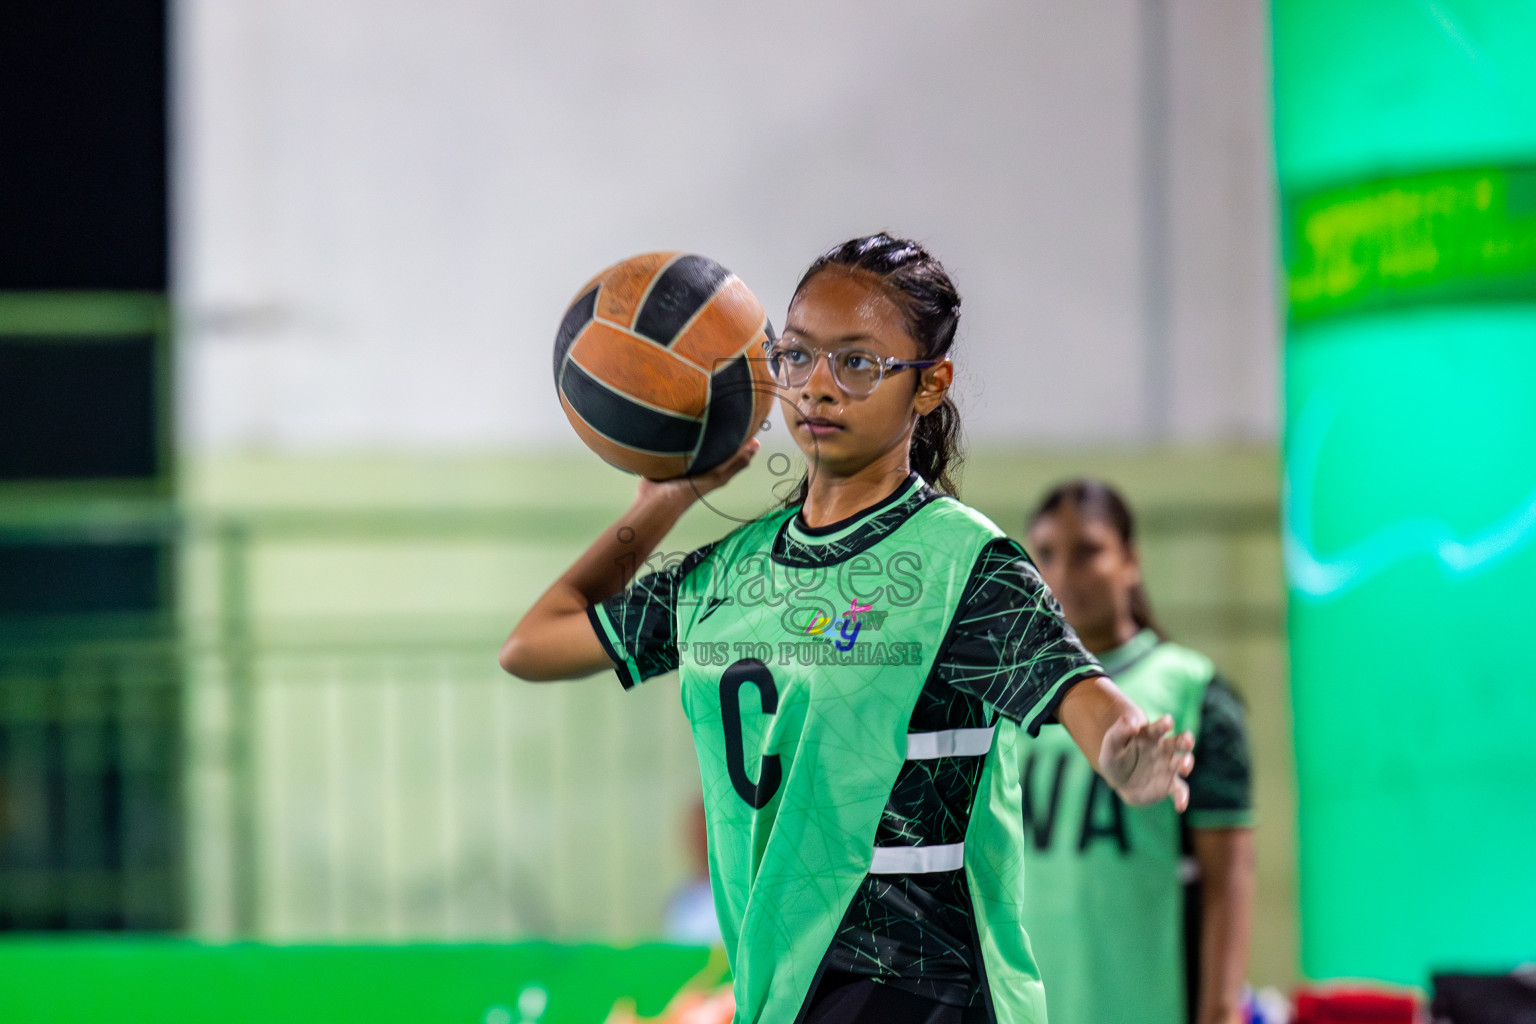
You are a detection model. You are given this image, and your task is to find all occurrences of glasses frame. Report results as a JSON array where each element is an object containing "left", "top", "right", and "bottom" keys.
[{"left": 761, "top": 338, "right": 938, "bottom": 397}]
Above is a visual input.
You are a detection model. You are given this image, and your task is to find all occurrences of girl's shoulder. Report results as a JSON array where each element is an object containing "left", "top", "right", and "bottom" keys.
[
  {"left": 701, "top": 505, "right": 798, "bottom": 559},
  {"left": 907, "top": 493, "right": 1010, "bottom": 542}
]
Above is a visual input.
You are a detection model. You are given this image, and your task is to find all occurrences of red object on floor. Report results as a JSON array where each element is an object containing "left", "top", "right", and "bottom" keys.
[{"left": 1292, "top": 987, "right": 1419, "bottom": 1024}]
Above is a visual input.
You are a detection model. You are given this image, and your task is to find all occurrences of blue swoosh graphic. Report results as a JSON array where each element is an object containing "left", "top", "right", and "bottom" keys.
[{"left": 1284, "top": 390, "right": 1536, "bottom": 598}]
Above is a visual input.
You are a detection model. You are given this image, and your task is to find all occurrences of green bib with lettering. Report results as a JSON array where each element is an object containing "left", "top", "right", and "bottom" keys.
[
  {"left": 1016, "top": 632, "right": 1212, "bottom": 1024},
  {"left": 653, "top": 497, "right": 1046, "bottom": 1023}
]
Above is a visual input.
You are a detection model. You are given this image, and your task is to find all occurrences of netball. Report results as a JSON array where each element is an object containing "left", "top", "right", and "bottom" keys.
[{"left": 552, "top": 252, "right": 777, "bottom": 480}]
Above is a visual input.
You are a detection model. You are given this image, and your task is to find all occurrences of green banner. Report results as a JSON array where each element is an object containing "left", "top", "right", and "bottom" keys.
[
  {"left": 0, "top": 940, "right": 730, "bottom": 1024},
  {"left": 1286, "top": 166, "right": 1536, "bottom": 322},
  {"left": 1276, "top": 0, "right": 1536, "bottom": 988}
]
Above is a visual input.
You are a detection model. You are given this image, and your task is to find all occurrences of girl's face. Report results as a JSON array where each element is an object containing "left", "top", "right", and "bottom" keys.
[
  {"left": 1026, "top": 504, "right": 1141, "bottom": 643},
  {"left": 779, "top": 270, "right": 950, "bottom": 478}
]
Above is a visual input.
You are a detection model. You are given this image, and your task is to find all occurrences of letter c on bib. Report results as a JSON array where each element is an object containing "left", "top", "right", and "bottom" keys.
[{"left": 719, "top": 659, "right": 782, "bottom": 809}]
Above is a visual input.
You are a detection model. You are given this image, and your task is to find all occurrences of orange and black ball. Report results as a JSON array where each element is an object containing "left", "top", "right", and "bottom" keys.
[{"left": 553, "top": 252, "right": 776, "bottom": 479}]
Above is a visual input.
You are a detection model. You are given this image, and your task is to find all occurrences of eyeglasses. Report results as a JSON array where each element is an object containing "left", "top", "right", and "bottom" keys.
[{"left": 763, "top": 339, "right": 937, "bottom": 397}]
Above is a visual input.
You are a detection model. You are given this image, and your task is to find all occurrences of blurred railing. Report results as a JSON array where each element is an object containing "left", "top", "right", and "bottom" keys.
[
  {"left": 185, "top": 510, "right": 707, "bottom": 942},
  {"left": 0, "top": 498, "right": 1283, "bottom": 941}
]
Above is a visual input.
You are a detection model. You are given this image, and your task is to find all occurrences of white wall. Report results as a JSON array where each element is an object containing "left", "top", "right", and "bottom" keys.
[{"left": 176, "top": 0, "right": 1276, "bottom": 451}]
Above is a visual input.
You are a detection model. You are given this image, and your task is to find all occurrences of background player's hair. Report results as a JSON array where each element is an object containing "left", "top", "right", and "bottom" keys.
[
  {"left": 783, "top": 232, "right": 965, "bottom": 503},
  {"left": 1029, "top": 478, "right": 1164, "bottom": 638}
]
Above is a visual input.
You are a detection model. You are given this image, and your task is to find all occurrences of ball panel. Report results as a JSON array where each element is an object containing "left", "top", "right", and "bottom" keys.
[
  {"left": 559, "top": 358, "right": 701, "bottom": 454},
  {"left": 748, "top": 350, "right": 777, "bottom": 420},
  {"left": 560, "top": 394, "right": 690, "bottom": 479},
  {"left": 633, "top": 254, "right": 733, "bottom": 347},
  {"left": 552, "top": 284, "right": 599, "bottom": 382},
  {"left": 670, "top": 277, "right": 770, "bottom": 370},
  {"left": 690, "top": 355, "right": 760, "bottom": 475},
  {"left": 568, "top": 322, "right": 710, "bottom": 420},
  {"left": 595, "top": 252, "right": 675, "bottom": 327}
]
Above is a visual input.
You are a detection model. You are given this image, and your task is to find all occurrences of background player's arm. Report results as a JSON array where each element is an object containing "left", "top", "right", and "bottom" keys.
[
  {"left": 1056, "top": 675, "right": 1195, "bottom": 809},
  {"left": 1192, "top": 827, "right": 1256, "bottom": 1024},
  {"left": 1185, "top": 677, "right": 1256, "bottom": 1024},
  {"left": 499, "top": 441, "right": 758, "bottom": 681}
]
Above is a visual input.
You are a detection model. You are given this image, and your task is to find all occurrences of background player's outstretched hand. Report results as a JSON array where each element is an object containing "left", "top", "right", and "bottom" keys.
[{"left": 1098, "top": 714, "right": 1195, "bottom": 809}]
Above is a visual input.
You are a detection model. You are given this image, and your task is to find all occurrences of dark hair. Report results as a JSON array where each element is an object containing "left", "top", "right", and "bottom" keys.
[
  {"left": 781, "top": 232, "right": 964, "bottom": 505},
  {"left": 1028, "top": 478, "right": 1164, "bottom": 638}
]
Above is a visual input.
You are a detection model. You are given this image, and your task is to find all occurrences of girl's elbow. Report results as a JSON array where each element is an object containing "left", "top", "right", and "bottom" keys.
[
  {"left": 498, "top": 634, "right": 541, "bottom": 680},
  {"left": 500, "top": 612, "right": 604, "bottom": 682}
]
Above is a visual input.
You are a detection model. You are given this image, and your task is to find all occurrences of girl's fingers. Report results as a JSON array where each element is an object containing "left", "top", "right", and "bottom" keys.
[
  {"left": 719, "top": 438, "right": 760, "bottom": 474},
  {"left": 1117, "top": 718, "right": 1196, "bottom": 808},
  {"left": 680, "top": 439, "right": 760, "bottom": 494},
  {"left": 1151, "top": 728, "right": 1185, "bottom": 758}
]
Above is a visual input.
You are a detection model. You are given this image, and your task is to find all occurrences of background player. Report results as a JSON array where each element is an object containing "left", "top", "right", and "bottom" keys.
[
  {"left": 1020, "top": 479, "right": 1255, "bottom": 1024},
  {"left": 501, "top": 234, "right": 1195, "bottom": 1023}
]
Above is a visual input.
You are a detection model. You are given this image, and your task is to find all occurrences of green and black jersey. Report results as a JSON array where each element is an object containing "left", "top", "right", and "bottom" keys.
[
  {"left": 1016, "top": 629, "right": 1253, "bottom": 1024},
  {"left": 589, "top": 475, "right": 1102, "bottom": 1023}
]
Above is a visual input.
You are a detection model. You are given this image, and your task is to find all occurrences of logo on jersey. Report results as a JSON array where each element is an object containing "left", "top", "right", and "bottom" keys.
[
  {"left": 803, "top": 598, "right": 872, "bottom": 651},
  {"left": 679, "top": 595, "right": 920, "bottom": 669},
  {"left": 698, "top": 595, "right": 733, "bottom": 622},
  {"left": 796, "top": 600, "right": 889, "bottom": 645},
  {"left": 677, "top": 561, "right": 920, "bottom": 669}
]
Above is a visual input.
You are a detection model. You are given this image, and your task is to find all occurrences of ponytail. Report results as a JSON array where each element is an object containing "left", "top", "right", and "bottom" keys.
[{"left": 910, "top": 395, "right": 963, "bottom": 497}]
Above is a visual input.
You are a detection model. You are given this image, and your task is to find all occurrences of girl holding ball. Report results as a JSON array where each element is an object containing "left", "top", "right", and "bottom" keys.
[{"left": 502, "top": 234, "right": 1194, "bottom": 1023}]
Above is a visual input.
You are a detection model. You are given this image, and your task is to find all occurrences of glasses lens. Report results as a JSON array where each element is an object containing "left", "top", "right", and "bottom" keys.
[
  {"left": 832, "top": 349, "right": 882, "bottom": 395},
  {"left": 769, "top": 343, "right": 813, "bottom": 386}
]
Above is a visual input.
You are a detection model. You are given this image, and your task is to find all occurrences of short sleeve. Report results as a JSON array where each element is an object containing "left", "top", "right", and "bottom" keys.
[
  {"left": 933, "top": 538, "right": 1104, "bottom": 735},
  {"left": 589, "top": 543, "right": 716, "bottom": 690},
  {"left": 1186, "top": 674, "right": 1255, "bottom": 828}
]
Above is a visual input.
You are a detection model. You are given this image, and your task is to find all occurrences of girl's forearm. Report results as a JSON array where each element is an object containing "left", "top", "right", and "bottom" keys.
[
  {"left": 499, "top": 484, "right": 696, "bottom": 680},
  {"left": 559, "top": 485, "right": 698, "bottom": 606},
  {"left": 500, "top": 441, "right": 758, "bottom": 681},
  {"left": 1058, "top": 674, "right": 1139, "bottom": 777}
]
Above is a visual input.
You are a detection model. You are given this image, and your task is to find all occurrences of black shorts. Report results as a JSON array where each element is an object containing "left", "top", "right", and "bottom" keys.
[{"left": 802, "top": 972, "right": 973, "bottom": 1024}]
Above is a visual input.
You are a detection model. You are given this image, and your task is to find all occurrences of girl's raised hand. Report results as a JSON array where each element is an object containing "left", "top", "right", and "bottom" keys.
[{"left": 1098, "top": 713, "right": 1195, "bottom": 810}]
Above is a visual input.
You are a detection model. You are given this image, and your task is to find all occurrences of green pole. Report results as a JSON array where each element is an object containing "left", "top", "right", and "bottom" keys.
[{"left": 220, "top": 521, "right": 259, "bottom": 934}]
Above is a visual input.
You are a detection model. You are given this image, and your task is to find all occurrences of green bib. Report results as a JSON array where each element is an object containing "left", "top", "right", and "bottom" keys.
[
  {"left": 1017, "top": 631, "right": 1212, "bottom": 1024},
  {"left": 657, "top": 497, "right": 1048, "bottom": 1023}
]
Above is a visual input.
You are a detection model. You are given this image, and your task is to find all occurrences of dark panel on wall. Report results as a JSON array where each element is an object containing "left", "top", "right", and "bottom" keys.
[
  {"left": 0, "top": 544, "right": 165, "bottom": 615},
  {"left": 0, "top": 335, "right": 159, "bottom": 481},
  {"left": 0, "top": 1, "right": 168, "bottom": 289},
  {"left": 0, "top": 666, "right": 182, "bottom": 931},
  {"left": 0, "top": 1, "right": 180, "bottom": 932}
]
